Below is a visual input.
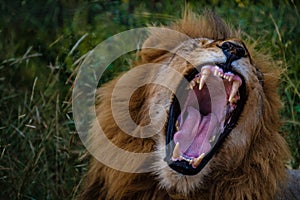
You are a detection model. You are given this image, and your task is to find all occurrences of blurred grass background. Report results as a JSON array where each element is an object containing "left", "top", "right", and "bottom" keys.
[{"left": 0, "top": 0, "right": 299, "bottom": 199}]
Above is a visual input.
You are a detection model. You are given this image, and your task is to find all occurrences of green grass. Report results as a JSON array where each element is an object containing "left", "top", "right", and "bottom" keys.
[{"left": 0, "top": 1, "right": 299, "bottom": 199}]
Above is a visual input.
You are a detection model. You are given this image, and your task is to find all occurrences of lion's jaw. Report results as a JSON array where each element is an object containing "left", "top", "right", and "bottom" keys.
[{"left": 149, "top": 37, "right": 263, "bottom": 194}]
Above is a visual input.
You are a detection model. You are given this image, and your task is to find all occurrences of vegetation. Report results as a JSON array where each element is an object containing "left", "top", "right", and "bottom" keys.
[{"left": 0, "top": 0, "right": 299, "bottom": 199}]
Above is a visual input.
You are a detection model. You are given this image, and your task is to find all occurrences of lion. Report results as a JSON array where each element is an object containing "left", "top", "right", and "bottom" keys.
[{"left": 77, "top": 11, "right": 300, "bottom": 200}]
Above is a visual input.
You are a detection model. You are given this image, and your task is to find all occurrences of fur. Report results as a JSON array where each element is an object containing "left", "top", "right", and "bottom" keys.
[{"left": 78, "top": 11, "right": 299, "bottom": 200}]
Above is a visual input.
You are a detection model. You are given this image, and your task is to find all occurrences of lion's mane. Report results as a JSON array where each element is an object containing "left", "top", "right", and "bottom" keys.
[{"left": 78, "top": 11, "right": 292, "bottom": 200}]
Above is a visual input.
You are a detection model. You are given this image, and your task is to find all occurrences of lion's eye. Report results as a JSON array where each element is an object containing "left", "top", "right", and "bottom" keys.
[{"left": 235, "top": 46, "right": 246, "bottom": 58}]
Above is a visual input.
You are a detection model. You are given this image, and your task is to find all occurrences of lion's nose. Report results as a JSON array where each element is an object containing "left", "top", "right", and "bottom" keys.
[
  {"left": 217, "top": 41, "right": 247, "bottom": 71},
  {"left": 220, "top": 41, "right": 246, "bottom": 61}
]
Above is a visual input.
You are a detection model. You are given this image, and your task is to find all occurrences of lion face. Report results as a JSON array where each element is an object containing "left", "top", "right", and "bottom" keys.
[{"left": 149, "top": 37, "right": 264, "bottom": 193}]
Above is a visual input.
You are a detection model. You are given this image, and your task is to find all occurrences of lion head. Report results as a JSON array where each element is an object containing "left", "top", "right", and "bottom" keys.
[{"left": 78, "top": 11, "right": 290, "bottom": 200}]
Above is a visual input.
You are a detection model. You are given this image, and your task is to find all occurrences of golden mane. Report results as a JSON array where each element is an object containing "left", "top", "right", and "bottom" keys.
[{"left": 140, "top": 10, "right": 237, "bottom": 64}]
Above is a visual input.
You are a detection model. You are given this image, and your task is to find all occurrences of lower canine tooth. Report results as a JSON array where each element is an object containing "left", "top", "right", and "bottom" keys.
[
  {"left": 209, "top": 135, "right": 216, "bottom": 143},
  {"left": 172, "top": 142, "right": 181, "bottom": 160},
  {"left": 192, "top": 153, "right": 205, "bottom": 168},
  {"left": 175, "top": 121, "right": 180, "bottom": 131},
  {"left": 229, "top": 80, "right": 240, "bottom": 103},
  {"left": 190, "top": 80, "right": 196, "bottom": 89}
]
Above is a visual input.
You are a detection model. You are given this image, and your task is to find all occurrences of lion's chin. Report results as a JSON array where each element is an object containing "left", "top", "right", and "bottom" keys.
[
  {"left": 153, "top": 141, "right": 210, "bottom": 194},
  {"left": 158, "top": 165, "right": 207, "bottom": 194}
]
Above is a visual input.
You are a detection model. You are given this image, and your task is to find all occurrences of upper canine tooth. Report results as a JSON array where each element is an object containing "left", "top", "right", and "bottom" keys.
[
  {"left": 172, "top": 142, "right": 181, "bottom": 160},
  {"left": 192, "top": 153, "right": 205, "bottom": 168},
  {"left": 199, "top": 68, "right": 211, "bottom": 90},
  {"left": 229, "top": 80, "right": 240, "bottom": 103}
]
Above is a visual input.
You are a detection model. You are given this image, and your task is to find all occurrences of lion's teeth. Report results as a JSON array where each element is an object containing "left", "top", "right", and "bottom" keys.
[
  {"left": 190, "top": 80, "right": 196, "bottom": 89},
  {"left": 192, "top": 153, "right": 205, "bottom": 168},
  {"left": 224, "top": 72, "right": 234, "bottom": 82},
  {"left": 209, "top": 135, "right": 216, "bottom": 143},
  {"left": 172, "top": 142, "right": 181, "bottom": 160},
  {"left": 175, "top": 120, "right": 180, "bottom": 131},
  {"left": 229, "top": 80, "right": 240, "bottom": 103},
  {"left": 199, "top": 68, "right": 211, "bottom": 90},
  {"left": 214, "top": 66, "right": 223, "bottom": 77},
  {"left": 214, "top": 68, "right": 218, "bottom": 76}
]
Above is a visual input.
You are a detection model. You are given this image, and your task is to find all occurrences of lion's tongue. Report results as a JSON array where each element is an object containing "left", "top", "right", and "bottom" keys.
[{"left": 173, "top": 106, "right": 218, "bottom": 158}]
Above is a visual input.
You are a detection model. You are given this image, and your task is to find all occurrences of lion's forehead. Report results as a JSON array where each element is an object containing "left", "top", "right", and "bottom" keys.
[{"left": 175, "top": 37, "right": 248, "bottom": 65}]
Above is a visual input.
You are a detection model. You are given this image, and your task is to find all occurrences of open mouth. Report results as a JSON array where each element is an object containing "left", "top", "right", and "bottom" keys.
[{"left": 165, "top": 63, "right": 247, "bottom": 175}]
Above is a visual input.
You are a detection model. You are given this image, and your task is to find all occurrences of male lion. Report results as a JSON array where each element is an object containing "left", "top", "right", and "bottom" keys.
[{"left": 78, "top": 11, "right": 300, "bottom": 200}]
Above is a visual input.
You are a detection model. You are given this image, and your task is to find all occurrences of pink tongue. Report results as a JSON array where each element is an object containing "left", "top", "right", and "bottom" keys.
[{"left": 173, "top": 106, "right": 217, "bottom": 158}]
